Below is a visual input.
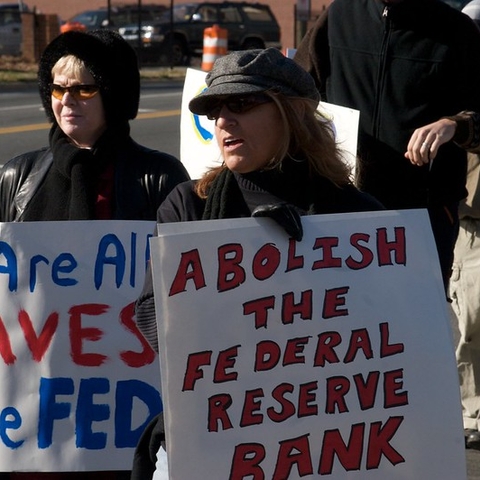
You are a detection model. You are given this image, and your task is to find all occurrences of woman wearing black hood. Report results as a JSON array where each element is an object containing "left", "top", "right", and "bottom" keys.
[
  {"left": 0, "top": 29, "right": 189, "bottom": 222},
  {"left": 0, "top": 30, "right": 189, "bottom": 480}
]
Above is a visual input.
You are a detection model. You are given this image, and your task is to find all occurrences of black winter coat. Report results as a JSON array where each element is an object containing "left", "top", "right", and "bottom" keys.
[
  {"left": 0, "top": 138, "right": 190, "bottom": 222},
  {"left": 131, "top": 169, "right": 384, "bottom": 480},
  {"left": 294, "top": 0, "right": 480, "bottom": 209}
]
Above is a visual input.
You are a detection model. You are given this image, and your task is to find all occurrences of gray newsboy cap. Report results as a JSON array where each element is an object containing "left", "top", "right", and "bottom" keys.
[{"left": 189, "top": 48, "right": 320, "bottom": 115}]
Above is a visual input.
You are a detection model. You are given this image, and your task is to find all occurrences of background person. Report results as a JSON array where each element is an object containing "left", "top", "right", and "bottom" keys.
[
  {"left": 0, "top": 29, "right": 189, "bottom": 479},
  {"left": 453, "top": 0, "right": 480, "bottom": 450},
  {"left": 294, "top": 0, "right": 480, "bottom": 289},
  {"left": 400, "top": 109, "right": 480, "bottom": 448},
  {"left": 408, "top": 0, "right": 480, "bottom": 450},
  {"left": 449, "top": 143, "right": 480, "bottom": 449},
  {"left": 132, "top": 47, "right": 384, "bottom": 479}
]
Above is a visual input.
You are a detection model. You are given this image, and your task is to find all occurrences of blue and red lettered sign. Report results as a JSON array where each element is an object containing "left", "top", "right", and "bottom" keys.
[{"left": 0, "top": 220, "right": 161, "bottom": 472}]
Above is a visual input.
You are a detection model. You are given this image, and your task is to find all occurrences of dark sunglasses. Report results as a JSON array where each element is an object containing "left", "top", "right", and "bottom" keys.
[
  {"left": 206, "top": 93, "right": 273, "bottom": 120},
  {"left": 50, "top": 83, "right": 100, "bottom": 101}
]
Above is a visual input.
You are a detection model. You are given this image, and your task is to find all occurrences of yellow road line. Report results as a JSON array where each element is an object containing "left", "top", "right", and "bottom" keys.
[
  {"left": 137, "top": 109, "right": 181, "bottom": 119},
  {"left": 0, "top": 123, "right": 50, "bottom": 134},
  {"left": 0, "top": 109, "right": 181, "bottom": 135}
]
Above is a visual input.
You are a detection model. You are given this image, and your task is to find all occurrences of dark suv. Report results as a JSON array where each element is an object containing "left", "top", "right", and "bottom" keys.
[{"left": 118, "top": 1, "right": 281, "bottom": 65}]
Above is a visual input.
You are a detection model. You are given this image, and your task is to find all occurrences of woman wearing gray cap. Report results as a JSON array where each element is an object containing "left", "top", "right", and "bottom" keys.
[
  {"left": 137, "top": 48, "right": 383, "bottom": 244},
  {"left": 131, "top": 47, "right": 383, "bottom": 479}
]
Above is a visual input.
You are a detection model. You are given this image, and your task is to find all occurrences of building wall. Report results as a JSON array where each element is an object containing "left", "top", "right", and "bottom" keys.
[{"left": 25, "top": 0, "right": 331, "bottom": 50}]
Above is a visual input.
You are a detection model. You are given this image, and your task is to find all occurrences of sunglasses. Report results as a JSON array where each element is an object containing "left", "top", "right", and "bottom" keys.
[
  {"left": 206, "top": 93, "right": 273, "bottom": 120},
  {"left": 50, "top": 83, "right": 100, "bottom": 101}
]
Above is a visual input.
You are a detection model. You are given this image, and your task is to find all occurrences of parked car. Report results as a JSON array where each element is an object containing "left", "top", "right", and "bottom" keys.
[
  {"left": 60, "top": 4, "right": 167, "bottom": 34},
  {"left": 0, "top": 1, "right": 29, "bottom": 56},
  {"left": 118, "top": 1, "right": 281, "bottom": 66}
]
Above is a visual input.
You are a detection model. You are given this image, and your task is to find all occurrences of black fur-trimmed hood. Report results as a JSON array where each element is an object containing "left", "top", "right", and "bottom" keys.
[{"left": 38, "top": 29, "right": 140, "bottom": 126}]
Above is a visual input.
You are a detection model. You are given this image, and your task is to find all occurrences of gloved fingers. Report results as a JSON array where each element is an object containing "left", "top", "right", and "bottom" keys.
[{"left": 252, "top": 203, "right": 303, "bottom": 241}]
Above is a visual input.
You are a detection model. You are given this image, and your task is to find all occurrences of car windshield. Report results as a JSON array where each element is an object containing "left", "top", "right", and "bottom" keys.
[
  {"left": 159, "top": 5, "right": 197, "bottom": 22},
  {"left": 69, "top": 10, "right": 108, "bottom": 27}
]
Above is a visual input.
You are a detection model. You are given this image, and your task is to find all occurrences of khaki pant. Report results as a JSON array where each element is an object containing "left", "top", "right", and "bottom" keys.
[{"left": 450, "top": 217, "right": 480, "bottom": 430}]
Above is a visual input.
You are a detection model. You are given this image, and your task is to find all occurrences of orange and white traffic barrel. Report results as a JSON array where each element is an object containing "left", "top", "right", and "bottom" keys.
[{"left": 201, "top": 24, "right": 228, "bottom": 71}]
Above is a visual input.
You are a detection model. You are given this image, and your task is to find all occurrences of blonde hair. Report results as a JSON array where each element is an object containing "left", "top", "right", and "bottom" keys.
[
  {"left": 51, "top": 54, "right": 88, "bottom": 79},
  {"left": 195, "top": 91, "right": 352, "bottom": 198}
]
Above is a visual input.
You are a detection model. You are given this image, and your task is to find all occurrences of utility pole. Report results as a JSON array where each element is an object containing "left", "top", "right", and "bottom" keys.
[
  {"left": 107, "top": 0, "right": 111, "bottom": 26},
  {"left": 169, "top": 0, "right": 174, "bottom": 68},
  {"left": 137, "top": 0, "right": 142, "bottom": 55}
]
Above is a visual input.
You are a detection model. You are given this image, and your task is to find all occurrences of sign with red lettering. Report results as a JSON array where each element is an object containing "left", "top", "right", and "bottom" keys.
[
  {"left": 0, "top": 221, "right": 161, "bottom": 472},
  {"left": 150, "top": 209, "right": 466, "bottom": 479}
]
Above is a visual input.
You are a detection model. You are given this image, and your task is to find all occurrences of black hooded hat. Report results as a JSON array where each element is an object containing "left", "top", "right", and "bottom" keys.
[{"left": 38, "top": 29, "right": 140, "bottom": 126}]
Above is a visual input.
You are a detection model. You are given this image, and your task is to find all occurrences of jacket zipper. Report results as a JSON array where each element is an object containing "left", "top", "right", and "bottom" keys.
[{"left": 372, "top": 6, "right": 392, "bottom": 139}]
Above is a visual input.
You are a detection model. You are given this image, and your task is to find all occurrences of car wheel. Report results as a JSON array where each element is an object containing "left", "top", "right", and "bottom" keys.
[
  {"left": 242, "top": 38, "right": 265, "bottom": 50},
  {"left": 159, "top": 38, "right": 189, "bottom": 66}
]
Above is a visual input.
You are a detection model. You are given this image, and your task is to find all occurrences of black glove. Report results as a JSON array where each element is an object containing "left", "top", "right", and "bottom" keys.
[
  {"left": 131, "top": 413, "right": 165, "bottom": 480},
  {"left": 252, "top": 203, "right": 304, "bottom": 241}
]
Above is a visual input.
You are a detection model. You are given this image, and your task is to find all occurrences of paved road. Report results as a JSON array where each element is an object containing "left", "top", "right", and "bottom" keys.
[
  {"left": 468, "top": 449, "right": 480, "bottom": 479},
  {"left": 0, "top": 77, "right": 184, "bottom": 165}
]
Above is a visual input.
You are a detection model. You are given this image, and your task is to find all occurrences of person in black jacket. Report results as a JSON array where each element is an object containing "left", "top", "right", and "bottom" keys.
[
  {"left": 294, "top": 0, "right": 480, "bottom": 289},
  {"left": 0, "top": 30, "right": 189, "bottom": 480},
  {"left": 132, "top": 47, "right": 384, "bottom": 479}
]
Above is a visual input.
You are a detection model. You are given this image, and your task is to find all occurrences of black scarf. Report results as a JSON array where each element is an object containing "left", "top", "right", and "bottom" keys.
[
  {"left": 202, "top": 169, "right": 248, "bottom": 219},
  {"left": 22, "top": 125, "right": 122, "bottom": 221},
  {"left": 201, "top": 160, "right": 360, "bottom": 221},
  {"left": 202, "top": 160, "right": 314, "bottom": 221}
]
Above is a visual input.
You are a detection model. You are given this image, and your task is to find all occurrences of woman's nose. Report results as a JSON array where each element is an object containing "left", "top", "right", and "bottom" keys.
[
  {"left": 215, "top": 105, "right": 237, "bottom": 126},
  {"left": 61, "top": 91, "right": 77, "bottom": 105}
]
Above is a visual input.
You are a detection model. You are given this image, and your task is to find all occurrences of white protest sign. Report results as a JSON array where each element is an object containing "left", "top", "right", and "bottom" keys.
[
  {"left": 0, "top": 221, "right": 161, "bottom": 472},
  {"left": 318, "top": 102, "right": 359, "bottom": 175},
  {"left": 150, "top": 209, "right": 465, "bottom": 479},
  {"left": 180, "top": 67, "right": 359, "bottom": 180},
  {"left": 180, "top": 68, "right": 222, "bottom": 180},
  {"left": 283, "top": 47, "right": 358, "bottom": 174}
]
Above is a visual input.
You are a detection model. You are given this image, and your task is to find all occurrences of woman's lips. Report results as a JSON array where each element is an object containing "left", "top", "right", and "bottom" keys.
[{"left": 223, "top": 137, "right": 243, "bottom": 151}]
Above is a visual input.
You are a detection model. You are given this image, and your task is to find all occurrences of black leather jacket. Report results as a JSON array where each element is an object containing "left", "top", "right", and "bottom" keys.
[{"left": 0, "top": 138, "right": 190, "bottom": 222}]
